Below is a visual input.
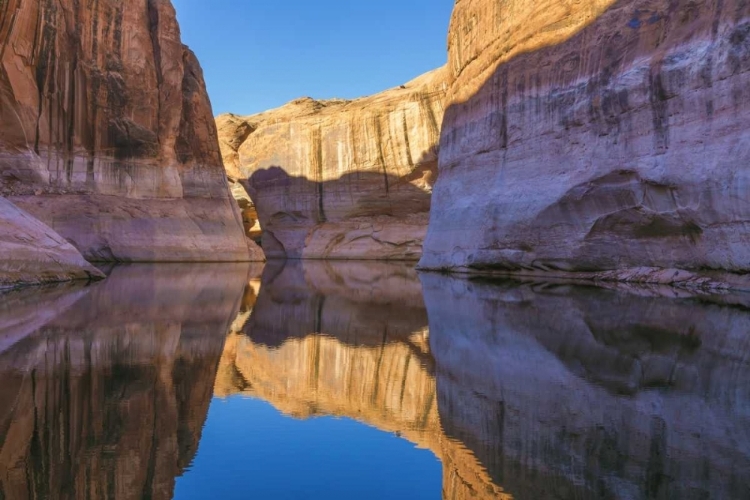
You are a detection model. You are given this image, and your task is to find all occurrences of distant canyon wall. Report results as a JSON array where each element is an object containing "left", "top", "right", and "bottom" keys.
[
  {"left": 0, "top": 0, "right": 254, "bottom": 263},
  {"left": 420, "top": 0, "right": 750, "bottom": 285},
  {"left": 217, "top": 68, "right": 447, "bottom": 260}
]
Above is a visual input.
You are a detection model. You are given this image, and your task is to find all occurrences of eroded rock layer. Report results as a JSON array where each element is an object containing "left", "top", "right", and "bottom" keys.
[
  {"left": 217, "top": 68, "right": 447, "bottom": 259},
  {"left": 0, "top": 263, "right": 249, "bottom": 499},
  {"left": 0, "top": 197, "right": 103, "bottom": 288},
  {"left": 420, "top": 0, "right": 750, "bottom": 285},
  {"left": 0, "top": 0, "right": 252, "bottom": 262}
]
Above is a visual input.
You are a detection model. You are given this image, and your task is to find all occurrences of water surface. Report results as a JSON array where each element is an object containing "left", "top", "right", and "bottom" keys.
[{"left": 0, "top": 261, "right": 748, "bottom": 499}]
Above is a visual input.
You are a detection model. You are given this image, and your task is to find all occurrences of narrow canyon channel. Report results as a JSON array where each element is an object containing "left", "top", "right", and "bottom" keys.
[{"left": 0, "top": 262, "right": 748, "bottom": 500}]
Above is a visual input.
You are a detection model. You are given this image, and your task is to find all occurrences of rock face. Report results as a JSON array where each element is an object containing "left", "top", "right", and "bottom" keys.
[
  {"left": 0, "top": 197, "right": 104, "bottom": 289},
  {"left": 0, "top": 0, "right": 253, "bottom": 262},
  {"left": 420, "top": 0, "right": 750, "bottom": 285},
  {"left": 0, "top": 263, "right": 249, "bottom": 499},
  {"left": 217, "top": 68, "right": 447, "bottom": 259}
]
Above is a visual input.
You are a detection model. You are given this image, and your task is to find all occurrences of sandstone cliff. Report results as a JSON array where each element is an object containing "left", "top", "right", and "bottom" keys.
[
  {"left": 0, "top": 262, "right": 249, "bottom": 499},
  {"left": 0, "top": 197, "right": 103, "bottom": 289},
  {"left": 420, "top": 0, "right": 750, "bottom": 286},
  {"left": 0, "top": 0, "right": 255, "bottom": 262},
  {"left": 217, "top": 67, "right": 447, "bottom": 259}
]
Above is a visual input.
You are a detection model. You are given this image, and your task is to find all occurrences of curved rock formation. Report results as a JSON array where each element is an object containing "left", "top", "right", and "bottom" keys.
[
  {"left": 420, "top": 0, "right": 750, "bottom": 287},
  {"left": 0, "top": 262, "right": 250, "bottom": 499},
  {"left": 0, "top": 0, "right": 254, "bottom": 262},
  {"left": 0, "top": 197, "right": 104, "bottom": 289},
  {"left": 217, "top": 68, "right": 447, "bottom": 259}
]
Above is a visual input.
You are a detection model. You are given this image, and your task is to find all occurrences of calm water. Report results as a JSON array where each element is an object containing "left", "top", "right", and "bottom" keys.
[{"left": 0, "top": 261, "right": 749, "bottom": 500}]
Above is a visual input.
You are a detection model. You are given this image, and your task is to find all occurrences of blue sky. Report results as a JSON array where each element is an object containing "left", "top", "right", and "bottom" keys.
[{"left": 172, "top": 0, "right": 454, "bottom": 116}]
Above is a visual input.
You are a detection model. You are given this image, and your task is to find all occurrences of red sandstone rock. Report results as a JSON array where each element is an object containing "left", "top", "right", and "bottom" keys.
[{"left": 0, "top": 0, "right": 256, "bottom": 262}]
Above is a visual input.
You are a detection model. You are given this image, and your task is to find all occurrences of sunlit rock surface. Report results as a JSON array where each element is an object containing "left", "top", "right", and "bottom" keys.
[
  {"left": 0, "top": 198, "right": 104, "bottom": 289},
  {"left": 421, "top": 0, "right": 750, "bottom": 288},
  {"left": 0, "top": 263, "right": 250, "bottom": 499},
  {"left": 216, "top": 68, "right": 447, "bottom": 260},
  {"left": 0, "top": 0, "right": 251, "bottom": 262}
]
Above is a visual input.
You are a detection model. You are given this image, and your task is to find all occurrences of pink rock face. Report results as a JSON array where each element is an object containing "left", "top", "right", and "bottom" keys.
[
  {"left": 420, "top": 0, "right": 750, "bottom": 286},
  {"left": 0, "top": 197, "right": 104, "bottom": 289},
  {"left": 0, "top": 0, "right": 251, "bottom": 262}
]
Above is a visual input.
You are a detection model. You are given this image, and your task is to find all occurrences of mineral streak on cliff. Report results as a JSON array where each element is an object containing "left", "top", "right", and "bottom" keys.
[
  {"left": 0, "top": 0, "right": 254, "bottom": 262},
  {"left": 216, "top": 67, "right": 447, "bottom": 260},
  {"left": 420, "top": 0, "right": 750, "bottom": 288},
  {"left": 0, "top": 263, "right": 251, "bottom": 499}
]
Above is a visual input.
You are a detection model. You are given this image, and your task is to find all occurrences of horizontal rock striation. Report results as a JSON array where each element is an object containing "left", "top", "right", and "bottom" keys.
[
  {"left": 0, "top": 0, "right": 253, "bottom": 262},
  {"left": 420, "top": 0, "right": 750, "bottom": 286},
  {"left": 0, "top": 197, "right": 103, "bottom": 289},
  {"left": 217, "top": 68, "right": 447, "bottom": 260}
]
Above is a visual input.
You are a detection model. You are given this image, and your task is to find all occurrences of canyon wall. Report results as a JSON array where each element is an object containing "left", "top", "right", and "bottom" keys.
[
  {"left": 420, "top": 0, "right": 750, "bottom": 286},
  {"left": 0, "top": 0, "right": 255, "bottom": 262},
  {"left": 0, "top": 197, "right": 103, "bottom": 288},
  {"left": 0, "top": 263, "right": 249, "bottom": 499},
  {"left": 217, "top": 67, "right": 447, "bottom": 259}
]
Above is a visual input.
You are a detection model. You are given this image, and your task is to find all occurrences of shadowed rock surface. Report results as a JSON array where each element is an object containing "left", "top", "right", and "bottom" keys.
[
  {"left": 0, "top": 0, "right": 254, "bottom": 262},
  {"left": 421, "top": 0, "right": 750, "bottom": 288},
  {"left": 0, "top": 198, "right": 104, "bottom": 289},
  {"left": 0, "top": 263, "right": 250, "bottom": 499},
  {"left": 216, "top": 68, "right": 447, "bottom": 260}
]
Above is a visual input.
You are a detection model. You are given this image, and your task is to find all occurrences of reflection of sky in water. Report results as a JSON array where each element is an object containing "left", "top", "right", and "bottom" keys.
[{"left": 175, "top": 397, "right": 441, "bottom": 500}]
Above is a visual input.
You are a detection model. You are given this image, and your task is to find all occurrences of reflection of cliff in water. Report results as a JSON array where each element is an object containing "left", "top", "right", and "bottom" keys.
[
  {"left": 0, "top": 264, "right": 250, "bottom": 500},
  {"left": 423, "top": 275, "right": 750, "bottom": 500},
  {"left": 221, "top": 260, "right": 750, "bottom": 500}
]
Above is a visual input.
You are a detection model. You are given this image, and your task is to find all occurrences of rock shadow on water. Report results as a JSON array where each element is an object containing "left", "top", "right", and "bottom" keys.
[
  {"left": 0, "top": 263, "right": 252, "bottom": 500},
  {"left": 422, "top": 273, "right": 750, "bottom": 499}
]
